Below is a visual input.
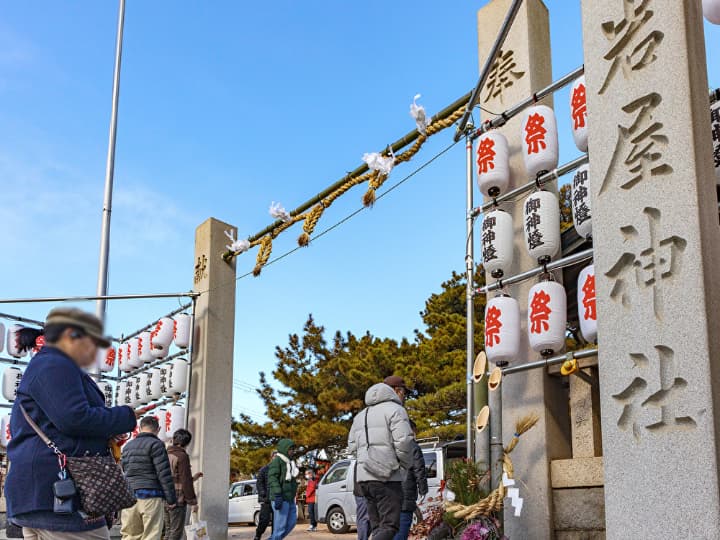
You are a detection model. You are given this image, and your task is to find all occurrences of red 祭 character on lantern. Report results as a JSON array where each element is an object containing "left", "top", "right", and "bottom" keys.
[
  {"left": 485, "top": 305, "right": 503, "bottom": 347},
  {"left": 165, "top": 411, "right": 172, "bottom": 434},
  {"left": 105, "top": 348, "right": 116, "bottom": 368},
  {"left": 525, "top": 112, "right": 547, "bottom": 155},
  {"left": 582, "top": 274, "right": 596, "bottom": 321},
  {"left": 477, "top": 137, "right": 496, "bottom": 174},
  {"left": 529, "top": 290, "right": 552, "bottom": 334},
  {"left": 571, "top": 83, "right": 587, "bottom": 130}
]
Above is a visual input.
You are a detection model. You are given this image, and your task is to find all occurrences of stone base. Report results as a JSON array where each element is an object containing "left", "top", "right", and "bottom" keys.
[
  {"left": 553, "top": 487, "right": 606, "bottom": 538},
  {"left": 551, "top": 457, "right": 604, "bottom": 488}
]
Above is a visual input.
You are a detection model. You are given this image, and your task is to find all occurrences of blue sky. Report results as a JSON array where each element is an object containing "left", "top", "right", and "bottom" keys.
[{"left": 0, "top": 1, "right": 718, "bottom": 419}]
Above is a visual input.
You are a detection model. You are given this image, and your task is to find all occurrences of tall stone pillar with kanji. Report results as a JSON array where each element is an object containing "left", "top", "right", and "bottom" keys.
[
  {"left": 190, "top": 217, "right": 237, "bottom": 539},
  {"left": 580, "top": 1, "right": 720, "bottom": 536},
  {"left": 477, "top": 1, "right": 571, "bottom": 538}
]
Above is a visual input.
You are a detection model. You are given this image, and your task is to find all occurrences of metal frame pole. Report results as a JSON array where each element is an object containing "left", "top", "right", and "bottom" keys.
[
  {"left": 95, "top": 0, "right": 126, "bottom": 325},
  {"left": 0, "top": 292, "right": 198, "bottom": 304},
  {"left": 465, "top": 134, "right": 476, "bottom": 460},
  {"left": 489, "top": 380, "right": 503, "bottom": 525}
]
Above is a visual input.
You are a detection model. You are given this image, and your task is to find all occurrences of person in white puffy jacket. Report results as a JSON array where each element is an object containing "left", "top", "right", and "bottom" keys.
[{"left": 348, "top": 376, "right": 414, "bottom": 540}]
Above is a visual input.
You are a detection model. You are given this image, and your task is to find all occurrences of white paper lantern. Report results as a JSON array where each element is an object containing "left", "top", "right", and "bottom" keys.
[
  {"left": 0, "top": 323, "right": 5, "bottom": 354},
  {"left": 116, "top": 379, "right": 133, "bottom": 407},
  {"left": 1, "top": 415, "right": 12, "bottom": 447},
  {"left": 138, "top": 332, "right": 154, "bottom": 363},
  {"left": 97, "top": 347, "right": 116, "bottom": 373},
  {"left": 569, "top": 76, "right": 588, "bottom": 152},
  {"left": 523, "top": 191, "right": 560, "bottom": 264},
  {"left": 577, "top": 265, "right": 597, "bottom": 343},
  {"left": 484, "top": 295, "right": 521, "bottom": 366},
  {"left": 174, "top": 314, "right": 192, "bottom": 349},
  {"left": 476, "top": 131, "right": 511, "bottom": 197},
  {"left": 704, "top": 0, "right": 720, "bottom": 24},
  {"left": 571, "top": 164, "right": 592, "bottom": 239},
  {"left": 481, "top": 210, "right": 514, "bottom": 279},
  {"left": 528, "top": 280, "right": 567, "bottom": 355},
  {"left": 118, "top": 345, "right": 132, "bottom": 373},
  {"left": 155, "top": 409, "right": 168, "bottom": 442},
  {"left": 165, "top": 405, "right": 186, "bottom": 438},
  {"left": 166, "top": 359, "right": 189, "bottom": 396},
  {"left": 151, "top": 318, "right": 175, "bottom": 359},
  {"left": 95, "top": 380, "right": 114, "bottom": 408},
  {"left": 6, "top": 325, "right": 26, "bottom": 359},
  {"left": 521, "top": 105, "right": 558, "bottom": 179},
  {"left": 129, "top": 377, "right": 143, "bottom": 408},
  {"left": 711, "top": 100, "right": 720, "bottom": 185},
  {"left": 149, "top": 368, "right": 163, "bottom": 401},
  {"left": 139, "top": 372, "right": 153, "bottom": 404},
  {"left": 128, "top": 338, "right": 142, "bottom": 369},
  {"left": 2, "top": 367, "right": 23, "bottom": 401}
]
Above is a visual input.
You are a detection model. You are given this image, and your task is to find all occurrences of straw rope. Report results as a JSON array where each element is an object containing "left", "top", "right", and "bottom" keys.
[
  {"left": 225, "top": 102, "right": 467, "bottom": 275},
  {"left": 445, "top": 413, "right": 539, "bottom": 520}
]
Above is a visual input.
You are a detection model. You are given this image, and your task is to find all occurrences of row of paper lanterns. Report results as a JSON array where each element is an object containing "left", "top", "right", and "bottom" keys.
[
  {"left": 1, "top": 358, "right": 188, "bottom": 406},
  {"left": 481, "top": 163, "right": 591, "bottom": 280},
  {"left": 484, "top": 265, "right": 596, "bottom": 364},
  {"left": 97, "top": 314, "right": 192, "bottom": 373},
  {"left": 476, "top": 76, "right": 587, "bottom": 198}
]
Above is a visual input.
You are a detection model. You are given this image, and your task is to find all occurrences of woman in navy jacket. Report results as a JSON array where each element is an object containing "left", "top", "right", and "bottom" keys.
[{"left": 5, "top": 308, "right": 137, "bottom": 539}]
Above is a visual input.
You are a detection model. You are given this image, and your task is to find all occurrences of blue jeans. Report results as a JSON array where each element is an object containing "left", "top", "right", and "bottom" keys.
[
  {"left": 271, "top": 501, "right": 297, "bottom": 540},
  {"left": 355, "top": 496, "right": 370, "bottom": 540},
  {"left": 308, "top": 502, "right": 317, "bottom": 527},
  {"left": 393, "top": 511, "right": 414, "bottom": 540}
]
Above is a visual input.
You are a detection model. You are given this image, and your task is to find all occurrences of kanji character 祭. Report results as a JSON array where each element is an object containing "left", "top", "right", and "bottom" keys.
[
  {"left": 529, "top": 290, "right": 552, "bottom": 334},
  {"left": 485, "top": 305, "right": 502, "bottom": 347},
  {"left": 525, "top": 112, "right": 547, "bottom": 155},
  {"left": 165, "top": 411, "right": 172, "bottom": 433},
  {"left": 477, "top": 137, "right": 496, "bottom": 174},
  {"left": 582, "top": 273, "right": 596, "bottom": 321},
  {"left": 483, "top": 49, "right": 525, "bottom": 103},
  {"left": 571, "top": 82, "right": 587, "bottom": 129}
]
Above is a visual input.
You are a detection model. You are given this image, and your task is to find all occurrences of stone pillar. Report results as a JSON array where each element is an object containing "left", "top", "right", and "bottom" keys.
[
  {"left": 190, "top": 218, "right": 237, "bottom": 540},
  {"left": 477, "top": 1, "right": 571, "bottom": 538},
  {"left": 580, "top": 1, "right": 720, "bottom": 537}
]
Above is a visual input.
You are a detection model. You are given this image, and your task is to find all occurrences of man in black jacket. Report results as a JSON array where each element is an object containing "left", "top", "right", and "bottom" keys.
[
  {"left": 120, "top": 416, "right": 177, "bottom": 540},
  {"left": 393, "top": 421, "right": 428, "bottom": 540},
  {"left": 254, "top": 451, "right": 276, "bottom": 540}
]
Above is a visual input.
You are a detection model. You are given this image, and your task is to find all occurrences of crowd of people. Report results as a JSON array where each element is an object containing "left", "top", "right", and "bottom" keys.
[{"left": 2, "top": 307, "right": 429, "bottom": 540}]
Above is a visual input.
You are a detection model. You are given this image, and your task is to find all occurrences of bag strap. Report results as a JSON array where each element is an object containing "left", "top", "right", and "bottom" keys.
[
  {"left": 363, "top": 408, "right": 370, "bottom": 450},
  {"left": 19, "top": 404, "right": 67, "bottom": 470}
]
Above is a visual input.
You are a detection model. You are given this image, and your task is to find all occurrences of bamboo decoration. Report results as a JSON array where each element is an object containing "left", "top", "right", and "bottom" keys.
[{"left": 445, "top": 413, "right": 539, "bottom": 520}]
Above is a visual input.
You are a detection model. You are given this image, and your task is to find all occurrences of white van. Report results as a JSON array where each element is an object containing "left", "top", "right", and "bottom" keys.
[
  {"left": 317, "top": 443, "right": 449, "bottom": 534},
  {"left": 228, "top": 480, "right": 262, "bottom": 526}
]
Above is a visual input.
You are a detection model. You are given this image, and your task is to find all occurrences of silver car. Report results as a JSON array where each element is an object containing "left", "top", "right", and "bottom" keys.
[
  {"left": 317, "top": 447, "right": 445, "bottom": 534},
  {"left": 228, "top": 480, "right": 262, "bottom": 526}
]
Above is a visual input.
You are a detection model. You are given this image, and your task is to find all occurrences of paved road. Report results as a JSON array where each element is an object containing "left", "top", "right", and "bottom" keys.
[{"left": 229, "top": 523, "right": 353, "bottom": 540}]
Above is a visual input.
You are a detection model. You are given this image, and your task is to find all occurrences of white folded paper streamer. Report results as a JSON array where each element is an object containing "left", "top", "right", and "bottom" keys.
[
  {"left": 269, "top": 202, "right": 292, "bottom": 223},
  {"left": 410, "top": 94, "right": 432, "bottom": 134},
  {"left": 362, "top": 151, "right": 395, "bottom": 176},
  {"left": 224, "top": 230, "right": 250, "bottom": 254},
  {"left": 506, "top": 486, "right": 524, "bottom": 517},
  {"left": 502, "top": 472, "right": 515, "bottom": 487}
]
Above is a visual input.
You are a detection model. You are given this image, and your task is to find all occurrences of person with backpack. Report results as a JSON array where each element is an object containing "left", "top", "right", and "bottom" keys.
[
  {"left": 393, "top": 420, "right": 428, "bottom": 540},
  {"left": 164, "top": 429, "right": 202, "bottom": 540},
  {"left": 268, "top": 439, "right": 299, "bottom": 540},
  {"left": 348, "top": 376, "right": 414, "bottom": 540},
  {"left": 254, "top": 451, "right": 277, "bottom": 540}
]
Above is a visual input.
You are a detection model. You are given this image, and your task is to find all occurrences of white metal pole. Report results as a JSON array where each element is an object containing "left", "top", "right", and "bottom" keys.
[
  {"left": 465, "top": 134, "right": 475, "bottom": 460},
  {"left": 95, "top": 0, "right": 126, "bottom": 327}
]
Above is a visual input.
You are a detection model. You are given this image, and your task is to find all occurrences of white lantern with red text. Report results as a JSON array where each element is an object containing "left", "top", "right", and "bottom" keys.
[
  {"left": 155, "top": 409, "right": 168, "bottom": 442},
  {"left": 569, "top": 76, "right": 588, "bottom": 152},
  {"left": 2, "top": 367, "right": 22, "bottom": 401},
  {"left": 484, "top": 295, "right": 520, "bottom": 366},
  {"left": 95, "top": 380, "right": 114, "bottom": 407},
  {"left": 97, "top": 347, "right": 116, "bottom": 373},
  {"left": 138, "top": 332, "right": 154, "bottom": 364},
  {"left": 151, "top": 318, "right": 174, "bottom": 359},
  {"left": 0, "top": 415, "right": 11, "bottom": 447},
  {"left": 711, "top": 100, "right": 720, "bottom": 185},
  {"left": 528, "top": 280, "right": 566, "bottom": 355},
  {"left": 521, "top": 105, "right": 558, "bottom": 179},
  {"left": 523, "top": 191, "right": 560, "bottom": 264},
  {"left": 128, "top": 338, "right": 142, "bottom": 369},
  {"left": 577, "top": 265, "right": 597, "bottom": 343},
  {"left": 703, "top": 0, "right": 720, "bottom": 24},
  {"left": 0, "top": 323, "right": 5, "bottom": 354},
  {"left": 481, "top": 210, "right": 514, "bottom": 279},
  {"left": 476, "top": 131, "right": 511, "bottom": 197},
  {"left": 6, "top": 325, "right": 26, "bottom": 359},
  {"left": 117, "top": 345, "right": 131, "bottom": 373},
  {"left": 166, "top": 359, "right": 189, "bottom": 397},
  {"left": 165, "top": 405, "right": 186, "bottom": 438},
  {"left": 571, "top": 164, "right": 592, "bottom": 239},
  {"left": 149, "top": 368, "right": 163, "bottom": 401},
  {"left": 174, "top": 314, "right": 192, "bottom": 349},
  {"left": 139, "top": 372, "right": 153, "bottom": 404}
]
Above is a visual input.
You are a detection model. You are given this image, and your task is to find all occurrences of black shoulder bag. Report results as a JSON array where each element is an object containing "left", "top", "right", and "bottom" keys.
[{"left": 20, "top": 404, "right": 136, "bottom": 517}]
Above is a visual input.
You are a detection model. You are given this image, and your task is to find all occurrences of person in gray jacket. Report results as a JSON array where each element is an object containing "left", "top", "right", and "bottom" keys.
[{"left": 348, "top": 376, "right": 414, "bottom": 540}]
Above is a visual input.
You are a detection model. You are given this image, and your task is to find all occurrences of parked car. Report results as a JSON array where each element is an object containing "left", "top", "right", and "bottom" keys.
[
  {"left": 317, "top": 439, "right": 457, "bottom": 534},
  {"left": 228, "top": 480, "right": 262, "bottom": 526}
]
